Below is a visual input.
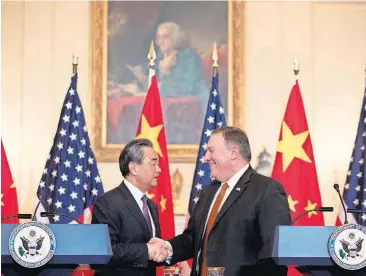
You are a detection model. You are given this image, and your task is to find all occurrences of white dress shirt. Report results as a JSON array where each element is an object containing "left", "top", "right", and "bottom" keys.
[{"left": 124, "top": 180, "right": 156, "bottom": 237}]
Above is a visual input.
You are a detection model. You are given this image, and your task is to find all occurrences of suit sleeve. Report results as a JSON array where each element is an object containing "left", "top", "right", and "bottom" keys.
[
  {"left": 92, "top": 196, "right": 149, "bottom": 267},
  {"left": 257, "top": 179, "right": 291, "bottom": 261},
  {"left": 167, "top": 184, "right": 211, "bottom": 264},
  {"left": 168, "top": 215, "right": 194, "bottom": 264}
]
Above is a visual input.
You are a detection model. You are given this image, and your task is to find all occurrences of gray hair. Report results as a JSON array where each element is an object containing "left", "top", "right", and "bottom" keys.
[
  {"left": 157, "top": 21, "right": 189, "bottom": 49},
  {"left": 119, "top": 139, "right": 153, "bottom": 177},
  {"left": 212, "top": 127, "right": 252, "bottom": 163}
]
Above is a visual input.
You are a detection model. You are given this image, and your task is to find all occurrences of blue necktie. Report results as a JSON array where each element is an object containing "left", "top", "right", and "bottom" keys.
[{"left": 142, "top": 195, "right": 153, "bottom": 238}]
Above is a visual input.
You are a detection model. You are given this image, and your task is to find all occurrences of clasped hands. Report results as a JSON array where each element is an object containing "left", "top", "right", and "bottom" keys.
[{"left": 147, "top": 237, "right": 171, "bottom": 263}]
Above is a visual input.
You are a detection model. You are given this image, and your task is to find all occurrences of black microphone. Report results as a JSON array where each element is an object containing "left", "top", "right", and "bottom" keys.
[
  {"left": 347, "top": 209, "right": 366, "bottom": 214},
  {"left": 333, "top": 183, "right": 348, "bottom": 224},
  {"left": 32, "top": 194, "right": 43, "bottom": 221},
  {"left": 291, "top": 207, "right": 334, "bottom": 225},
  {"left": 1, "top": 214, "right": 32, "bottom": 220},
  {"left": 40, "top": 212, "right": 81, "bottom": 224}
]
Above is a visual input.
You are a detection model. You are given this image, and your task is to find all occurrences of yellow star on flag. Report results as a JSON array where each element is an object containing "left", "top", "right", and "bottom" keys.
[
  {"left": 288, "top": 195, "right": 298, "bottom": 212},
  {"left": 277, "top": 121, "right": 312, "bottom": 172},
  {"left": 10, "top": 183, "right": 16, "bottom": 188},
  {"left": 146, "top": 192, "right": 155, "bottom": 200},
  {"left": 136, "top": 115, "right": 163, "bottom": 157},
  {"left": 304, "top": 200, "right": 318, "bottom": 218},
  {"left": 1, "top": 194, "right": 4, "bottom": 206},
  {"left": 160, "top": 195, "right": 167, "bottom": 212}
]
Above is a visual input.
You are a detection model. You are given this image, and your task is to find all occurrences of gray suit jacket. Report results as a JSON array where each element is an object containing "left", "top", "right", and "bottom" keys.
[{"left": 168, "top": 166, "right": 291, "bottom": 276}]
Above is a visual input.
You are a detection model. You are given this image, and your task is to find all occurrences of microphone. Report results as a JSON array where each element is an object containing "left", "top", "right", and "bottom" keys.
[
  {"left": 40, "top": 212, "right": 81, "bottom": 224},
  {"left": 1, "top": 214, "right": 32, "bottom": 220},
  {"left": 347, "top": 209, "right": 366, "bottom": 214},
  {"left": 32, "top": 194, "right": 43, "bottom": 221},
  {"left": 291, "top": 207, "right": 334, "bottom": 225},
  {"left": 333, "top": 183, "right": 348, "bottom": 224}
]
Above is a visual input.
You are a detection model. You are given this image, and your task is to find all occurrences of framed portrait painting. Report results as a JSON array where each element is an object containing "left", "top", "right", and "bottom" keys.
[{"left": 90, "top": 1, "right": 245, "bottom": 162}]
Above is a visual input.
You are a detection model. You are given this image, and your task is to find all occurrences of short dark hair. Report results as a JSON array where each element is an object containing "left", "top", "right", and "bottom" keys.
[
  {"left": 119, "top": 139, "right": 154, "bottom": 177},
  {"left": 211, "top": 126, "right": 251, "bottom": 162}
]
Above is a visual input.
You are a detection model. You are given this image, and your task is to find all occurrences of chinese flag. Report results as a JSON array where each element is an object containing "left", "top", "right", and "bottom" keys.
[
  {"left": 1, "top": 140, "right": 19, "bottom": 223},
  {"left": 136, "top": 72, "right": 175, "bottom": 276},
  {"left": 271, "top": 81, "right": 324, "bottom": 276}
]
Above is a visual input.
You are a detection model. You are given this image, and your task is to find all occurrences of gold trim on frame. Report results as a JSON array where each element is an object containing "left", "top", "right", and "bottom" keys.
[{"left": 90, "top": 1, "right": 245, "bottom": 163}]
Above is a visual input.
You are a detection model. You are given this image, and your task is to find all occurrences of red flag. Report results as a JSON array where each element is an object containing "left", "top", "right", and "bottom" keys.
[
  {"left": 70, "top": 265, "right": 95, "bottom": 276},
  {"left": 136, "top": 73, "right": 175, "bottom": 275},
  {"left": 1, "top": 141, "right": 19, "bottom": 223},
  {"left": 271, "top": 80, "right": 324, "bottom": 275}
]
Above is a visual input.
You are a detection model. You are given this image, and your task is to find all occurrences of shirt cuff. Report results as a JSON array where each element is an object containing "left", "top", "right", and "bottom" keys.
[{"left": 165, "top": 241, "right": 173, "bottom": 264}]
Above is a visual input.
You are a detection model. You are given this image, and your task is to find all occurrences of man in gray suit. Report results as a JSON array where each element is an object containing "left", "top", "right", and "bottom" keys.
[
  {"left": 150, "top": 127, "right": 291, "bottom": 276},
  {"left": 92, "top": 138, "right": 168, "bottom": 276}
]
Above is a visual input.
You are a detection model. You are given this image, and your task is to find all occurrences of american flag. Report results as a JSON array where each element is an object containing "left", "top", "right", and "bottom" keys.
[
  {"left": 36, "top": 73, "right": 104, "bottom": 224},
  {"left": 188, "top": 72, "right": 227, "bottom": 215},
  {"left": 340, "top": 83, "right": 366, "bottom": 225}
]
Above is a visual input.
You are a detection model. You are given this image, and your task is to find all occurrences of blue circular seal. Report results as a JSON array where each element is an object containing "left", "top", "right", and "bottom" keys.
[
  {"left": 328, "top": 223, "right": 366, "bottom": 270},
  {"left": 9, "top": 221, "right": 56, "bottom": 268}
]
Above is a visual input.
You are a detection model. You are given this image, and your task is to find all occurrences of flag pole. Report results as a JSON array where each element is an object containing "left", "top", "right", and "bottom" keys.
[
  {"left": 212, "top": 42, "right": 219, "bottom": 76},
  {"left": 293, "top": 56, "right": 299, "bottom": 80},
  {"left": 72, "top": 54, "right": 78, "bottom": 74}
]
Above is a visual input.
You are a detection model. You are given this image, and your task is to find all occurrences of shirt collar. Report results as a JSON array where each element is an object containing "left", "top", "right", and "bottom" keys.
[
  {"left": 124, "top": 179, "right": 145, "bottom": 202},
  {"left": 225, "top": 164, "right": 249, "bottom": 189}
]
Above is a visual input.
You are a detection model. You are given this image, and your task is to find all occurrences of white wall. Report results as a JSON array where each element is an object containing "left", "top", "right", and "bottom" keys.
[
  {"left": 2, "top": 1, "right": 366, "bottom": 231},
  {"left": 245, "top": 2, "right": 366, "bottom": 225}
]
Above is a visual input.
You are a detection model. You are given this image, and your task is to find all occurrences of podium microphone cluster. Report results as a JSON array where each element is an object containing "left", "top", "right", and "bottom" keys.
[
  {"left": 1, "top": 194, "right": 42, "bottom": 220},
  {"left": 32, "top": 195, "right": 81, "bottom": 224},
  {"left": 291, "top": 207, "right": 333, "bottom": 225},
  {"left": 333, "top": 183, "right": 348, "bottom": 224}
]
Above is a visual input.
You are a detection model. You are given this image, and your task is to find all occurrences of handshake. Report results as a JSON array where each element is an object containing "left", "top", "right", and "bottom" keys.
[{"left": 146, "top": 238, "right": 172, "bottom": 263}]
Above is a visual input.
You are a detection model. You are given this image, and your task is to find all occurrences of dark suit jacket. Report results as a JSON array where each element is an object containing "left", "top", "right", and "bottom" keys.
[
  {"left": 91, "top": 181, "right": 161, "bottom": 276},
  {"left": 168, "top": 166, "right": 291, "bottom": 276}
]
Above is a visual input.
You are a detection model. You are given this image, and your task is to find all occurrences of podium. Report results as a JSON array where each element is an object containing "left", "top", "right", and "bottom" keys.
[
  {"left": 272, "top": 226, "right": 366, "bottom": 276},
  {"left": 1, "top": 224, "right": 112, "bottom": 276}
]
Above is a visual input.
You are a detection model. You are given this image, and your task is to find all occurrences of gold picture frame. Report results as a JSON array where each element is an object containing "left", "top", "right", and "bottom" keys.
[{"left": 90, "top": 1, "right": 245, "bottom": 163}]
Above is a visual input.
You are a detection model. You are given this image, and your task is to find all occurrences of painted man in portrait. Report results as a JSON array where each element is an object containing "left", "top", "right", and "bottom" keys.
[{"left": 109, "top": 22, "right": 210, "bottom": 144}]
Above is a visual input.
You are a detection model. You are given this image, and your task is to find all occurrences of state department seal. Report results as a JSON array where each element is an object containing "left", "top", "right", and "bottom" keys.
[
  {"left": 9, "top": 221, "right": 56, "bottom": 268},
  {"left": 328, "top": 223, "right": 366, "bottom": 270}
]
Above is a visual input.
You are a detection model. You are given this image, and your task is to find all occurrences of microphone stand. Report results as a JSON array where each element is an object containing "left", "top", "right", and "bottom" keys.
[
  {"left": 333, "top": 183, "right": 348, "bottom": 224},
  {"left": 291, "top": 207, "right": 333, "bottom": 225},
  {"left": 32, "top": 194, "right": 43, "bottom": 221}
]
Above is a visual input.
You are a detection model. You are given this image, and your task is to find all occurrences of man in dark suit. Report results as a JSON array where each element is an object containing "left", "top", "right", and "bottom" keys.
[
  {"left": 92, "top": 138, "right": 169, "bottom": 276},
  {"left": 150, "top": 127, "right": 291, "bottom": 276}
]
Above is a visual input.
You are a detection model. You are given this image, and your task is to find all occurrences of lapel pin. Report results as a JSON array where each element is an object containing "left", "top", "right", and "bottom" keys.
[{"left": 236, "top": 187, "right": 241, "bottom": 191}]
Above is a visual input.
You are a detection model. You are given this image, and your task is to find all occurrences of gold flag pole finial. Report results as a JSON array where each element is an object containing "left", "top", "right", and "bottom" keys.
[
  {"left": 212, "top": 42, "right": 219, "bottom": 75},
  {"left": 147, "top": 41, "right": 156, "bottom": 69},
  {"left": 293, "top": 56, "right": 300, "bottom": 80},
  {"left": 72, "top": 54, "right": 78, "bottom": 74}
]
